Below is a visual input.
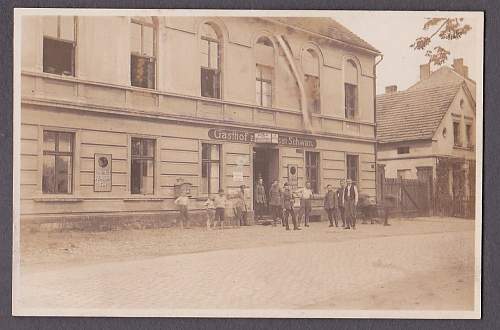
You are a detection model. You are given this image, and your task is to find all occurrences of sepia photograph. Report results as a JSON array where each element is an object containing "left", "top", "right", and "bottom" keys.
[{"left": 12, "top": 9, "right": 483, "bottom": 318}]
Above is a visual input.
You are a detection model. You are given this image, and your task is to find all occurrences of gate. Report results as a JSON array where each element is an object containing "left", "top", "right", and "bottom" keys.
[{"left": 383, "top": 178, "right": 431, "bottom": 217}]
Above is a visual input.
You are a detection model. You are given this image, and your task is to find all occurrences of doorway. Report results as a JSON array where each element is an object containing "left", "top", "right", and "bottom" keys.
[{"left": 253, "top": 146, "right": 279, "bottom": 216}]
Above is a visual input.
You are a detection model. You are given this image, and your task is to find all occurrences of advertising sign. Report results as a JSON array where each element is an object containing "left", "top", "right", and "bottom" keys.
[{"left": 94, "top": 153, "right": 112, "bottom": 192}]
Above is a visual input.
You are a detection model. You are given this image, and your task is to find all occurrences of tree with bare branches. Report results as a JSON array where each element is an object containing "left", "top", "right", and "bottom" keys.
[{"left": 411, "top": 18, "right": 472, "bottom": 66}]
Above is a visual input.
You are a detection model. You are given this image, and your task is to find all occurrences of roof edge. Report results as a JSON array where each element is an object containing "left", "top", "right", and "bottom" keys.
[{"left": 263, "top": 17, "right": 382, "bottom": 56}]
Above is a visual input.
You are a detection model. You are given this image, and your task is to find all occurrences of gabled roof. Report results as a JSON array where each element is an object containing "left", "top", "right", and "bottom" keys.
[
  {"left": 408, "top": 66, "right": 476, "bottom": 101},
  {"left": 269, "top": 17, "right": 380, "bottom": 54},
  {"left": 376, "top": 82, "right": 463, "bottom": 143}
]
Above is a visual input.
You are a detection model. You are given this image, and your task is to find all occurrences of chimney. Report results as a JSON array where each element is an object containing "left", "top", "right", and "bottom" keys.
[
  {"left": 452, "top": 58, "right": 468, "bottom": 78},
  {"left": 420, "top": 63, "right": 430, "bottom": 81},
  {"left": 385, "top": 85, "right": 397, "bottom": 93},
  {"left": 462, "top": 65, "right": 469, "bottom": 78}
]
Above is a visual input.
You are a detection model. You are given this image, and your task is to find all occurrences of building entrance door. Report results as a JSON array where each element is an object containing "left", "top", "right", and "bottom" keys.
[{"left": 253, "top": 147, "right": 279, "bottom": 217}]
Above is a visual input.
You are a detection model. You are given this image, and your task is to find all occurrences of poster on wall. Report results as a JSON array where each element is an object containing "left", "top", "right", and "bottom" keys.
[
  {"left": 287, "top": 164, "right": 298, "bottom": 190},
  {"left": 94, "top": 153, "right": 112, "bottom": 192}
]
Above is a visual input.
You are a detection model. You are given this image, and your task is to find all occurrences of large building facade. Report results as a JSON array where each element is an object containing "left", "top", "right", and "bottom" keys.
[{"left": 20, "top": 16, "right": 381, "bottom": 228}]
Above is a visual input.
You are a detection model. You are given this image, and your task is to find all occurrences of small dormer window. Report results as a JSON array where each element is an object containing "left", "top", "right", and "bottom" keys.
[
  {"left": 460, "top": 99, "right": 465, "bottom": 109},
  {"left": 397, "top": 146, "right": 410, "bottom": 154}
]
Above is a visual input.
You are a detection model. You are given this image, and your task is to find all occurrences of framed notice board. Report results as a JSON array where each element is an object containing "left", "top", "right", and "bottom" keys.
[{"left": 94, "top": 153, "right": 112, "bottom": 192}]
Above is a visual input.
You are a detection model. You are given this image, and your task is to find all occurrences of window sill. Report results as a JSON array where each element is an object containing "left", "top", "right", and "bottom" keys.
[{"left": 34, "top": 196, "right": 83, "bottom": 203}]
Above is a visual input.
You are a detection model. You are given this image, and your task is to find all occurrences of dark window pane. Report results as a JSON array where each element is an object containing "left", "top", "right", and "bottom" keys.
[
  {"left": 42, "top": 155, "right": 56, "bottom": 193},
  {"left": 202, "top": 143, "right": 210, "bottom": 160},
  {"left": 142, "top": 139, "right": 155, "bottom": 157},
  {"left": 347, "top": 155, "right": 359, "bottom": 183},
  {"left": 201, "top": 68, "right": 220, "bottom": 99},
  {"left": 131, "top": 139, "right": 141, "bottom": 156},
  {"left": 43, "top": 38, "right": 74, "bottom": 76},
  {"left": 131, "top": 159, "right": 142, "bottom": 194},
  {"left": 43, "top": 131, "right": 56, "bottom": 152},
  {"left": 131, "top": 55, "right": 155, "bottom": 89},
  {"left": 58, "top": 132, "right": 73, "bottom": 153},
  {"left": 345, "top": 83, "right": 357, "bottom": 119},
  {"left": 131, "top": 138, "right": 155, "bottom": 194},
  {"left": 55, "top": 155, "right": 72, "bottom": 193}
]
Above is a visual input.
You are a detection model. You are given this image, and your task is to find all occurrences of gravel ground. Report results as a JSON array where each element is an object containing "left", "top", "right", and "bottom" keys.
[
  {"left": 15, "top": 217, "right": 476, "bottom": 315},
  {"left": 20, "top": 217, "right": 474, "bottom": 272}
]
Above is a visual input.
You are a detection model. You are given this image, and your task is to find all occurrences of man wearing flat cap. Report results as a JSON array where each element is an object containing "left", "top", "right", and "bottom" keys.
[{"left": 343, "top": 178, "right": 358, "bottom": 229}]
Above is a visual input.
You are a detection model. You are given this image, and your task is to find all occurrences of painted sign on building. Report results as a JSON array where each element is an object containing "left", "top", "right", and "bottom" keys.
[{"left": 208, "top": 128, "right": 316, "bottom": 148}]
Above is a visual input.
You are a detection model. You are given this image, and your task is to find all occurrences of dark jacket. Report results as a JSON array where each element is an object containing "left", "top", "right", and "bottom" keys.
[
  {"left": 282, "top": 188, "right": 294, "bottom": 210},
  {"left": 269, "top": 184, "right": 282, "bottom": 206},
  {"left": 324, "top": 190, "right": 337, "bottom": 209},
  {"left": 336, "top": 188, "right": 345, "bottom": 208},
  {"left": 343, "top": 184, "right": 358, "bottom": 202},
  {"left": 255, "top": 183, "right": 266, "bottom": 203}
]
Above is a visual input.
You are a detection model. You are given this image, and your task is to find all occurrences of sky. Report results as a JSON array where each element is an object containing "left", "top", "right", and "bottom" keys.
[{"left": 331, "top": 11, "right": 483, "bottom": 94}]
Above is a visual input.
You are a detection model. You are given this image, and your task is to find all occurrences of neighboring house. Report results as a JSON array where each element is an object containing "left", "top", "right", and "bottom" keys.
[
  {"left": 376, "top": 59, "right": 476, "bottom": 217},
  {"left": 19, "top": 16, "right": 381, "bottom": 229}
]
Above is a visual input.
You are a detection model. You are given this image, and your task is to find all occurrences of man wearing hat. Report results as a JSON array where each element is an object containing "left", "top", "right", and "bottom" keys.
[
  {"left": 336, "top": 179, "right": 346, "bottom": 227},
  {"left": 281, "top": 183, "right": 300, "bottom": 230},
  {"left": 343, "top": 178, "right": 358, "bottom": 229},
  {"left": 234, "top": 184, "right": 248, "bottom": 226}
]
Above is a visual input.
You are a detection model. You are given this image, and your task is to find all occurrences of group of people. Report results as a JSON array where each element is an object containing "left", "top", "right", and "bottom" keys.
[
  {"left": 174, "top": 178, "right": 359, "bottom": 231},
  {"left": 254, "top": 177, "right": 358, "bottom": 231},
  {"left": 174, "top": 185, "right": 249, "bottom": 230}
]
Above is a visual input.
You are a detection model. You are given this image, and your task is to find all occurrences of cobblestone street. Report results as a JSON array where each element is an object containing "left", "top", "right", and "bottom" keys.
[{"left": 15, "top": 218, "right": 476, "bottom": 315}]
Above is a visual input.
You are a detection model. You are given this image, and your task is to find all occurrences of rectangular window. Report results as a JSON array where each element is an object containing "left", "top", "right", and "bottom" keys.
[
  {"left": 305, "top": 151, "right": 320, "bottom": 193},
  {"left": 42, "top": 131, "right": 74, "bottom": 194},
  {"left": 131, "top": 138, "right": 155, "bottom": 194},
  {"left": 345, "top": 83, "right": 357, "bottom": 119},
  {"left": 465, "top": 124, "right": 473, "bottom": 147},
  {"left": 202, "top": 144, "right": 221, "bottom": 194},
  {"left": 200, "top": 38, "right": 220, "bottom": 99},
  {"left": 43, "top": 16, "right": 76, "bottom": 76},
  {"left": 453, "top": 121, "right": 462, "bottom": 146},
  {"left": 346, "top": 154, "right": 359, "bottom": 184},
  {"left": 397, "top": 146, "right": 410, "bottom": 154},
  {"left": 256, "top": 65, "right": 272, "bottom": 107},
  {"left": 130, "top": 20, "right": 156, "bottom": 89},
  {"left": 305, "top": 75, "right": 320, "bottom": 113},
  {"left": 201, "top": 68, "right": 221, "bottom": 99}
]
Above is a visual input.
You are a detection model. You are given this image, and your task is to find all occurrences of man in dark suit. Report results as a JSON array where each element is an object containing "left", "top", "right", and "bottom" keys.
[
  {"left": 282, "top": 183, "right": 300, "bottom": 231},
  {"left": 343, "top": 178, "right": 358, "bottom": 229},
  {"left": 336, "top": 179, "right": 346, "bottom": 228},
  {"left": 324, "top": 184, "right": 338, "bottom": 227}
]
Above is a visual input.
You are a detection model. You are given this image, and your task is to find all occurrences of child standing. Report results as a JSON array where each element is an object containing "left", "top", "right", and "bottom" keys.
[
  {"left": 174, "top": 191, "right": 190, "bottom": 229},
  {"left": 204, "top": 197, "right": 216, "bottom": 230},
  {"left": 213, "top": 189, "right": 227, "bottom": 230}
]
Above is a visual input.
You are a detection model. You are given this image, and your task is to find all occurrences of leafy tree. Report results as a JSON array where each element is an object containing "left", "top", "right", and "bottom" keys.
[{"left": 410, "top": 18, "right": 472, "bottom": 66}]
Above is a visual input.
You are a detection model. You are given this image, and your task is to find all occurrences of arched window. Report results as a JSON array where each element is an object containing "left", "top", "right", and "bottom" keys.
[
  {"left": 255, "top": 36, "right": 274, "bottom": 107},
  {"left": 200, "top": 23, "right": 221, "bottom": 99},
  {"left": 42, "top": 16, "right": 77, "bottom": 76},
  {"left": 130, "top": 17, "right": 156, "bottom": 89},
  {"left": 344, "top": 59, "right": 358, "bottom": 119},
  {"left": 303, "top": 49, "right": 320, "bottom": 113}
]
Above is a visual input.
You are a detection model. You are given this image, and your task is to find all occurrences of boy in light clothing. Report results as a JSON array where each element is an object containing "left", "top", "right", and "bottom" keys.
[
  {"left": 174, "top": 191, "right": 190, "bottom": 229},
  {"left": 213, "top": 189, "right": 227, "bottom": 230},
  {"left": 204, "top": 197, "right": 216, "bottom": 230}
]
